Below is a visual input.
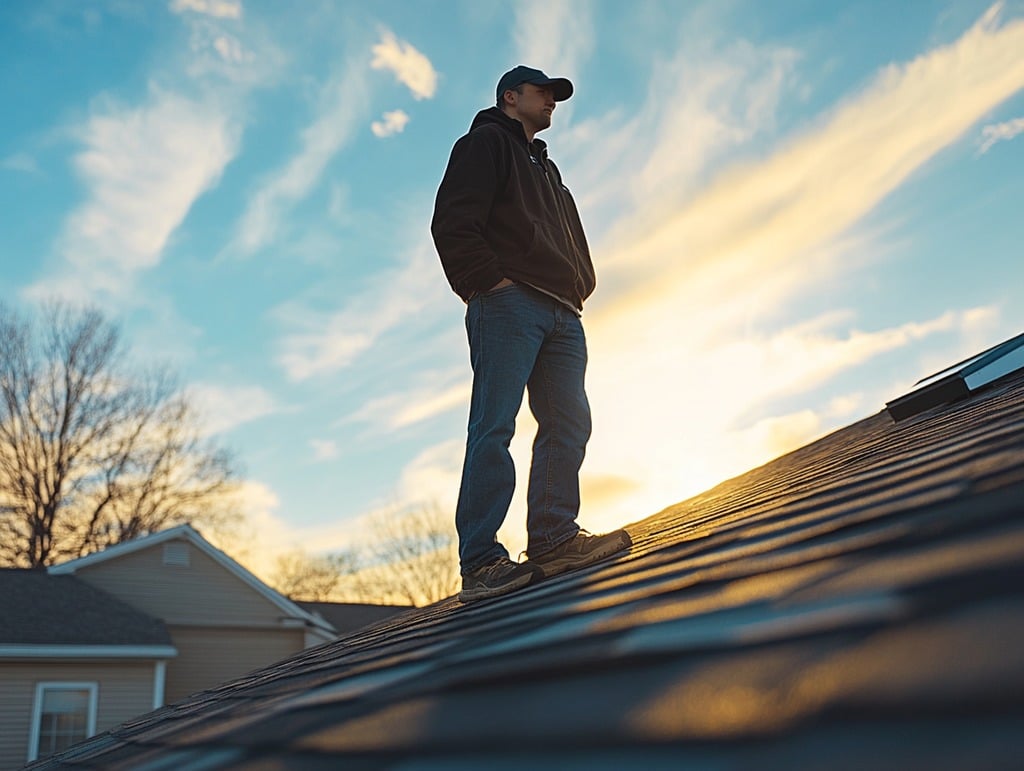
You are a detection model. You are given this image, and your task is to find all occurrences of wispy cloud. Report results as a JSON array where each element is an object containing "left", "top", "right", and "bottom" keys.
[
  {"left": 371, "top": 30, "right": 437, "bottom": 100},
  {"left": 633, "top": 41, "right": 798, "bottom": 212},
  {"left": 581, "top": 307, "right": 999, "bottom": 531},
  {"left": 169, "top": 0, "right": 242, "bottom": 19},
  {"left": 310, "top": 439, "right": 339, "bottom": 461},
  {"left": 348, "top": 374, "right": 470, "bottom": 431},
  {"left": 231, "top": 59, "right": 369, "bottom": 256},
  {"left": 512, "top": 0, "right": 593, "bottom": 78},
  {"left": 175, "top": 3, "right": 281, "bottom": 86},
  {"left": 371, "top": 109, "right": 410, "bottom": 138},
  {"left": 393, "top": 439, "right": 464, "bottom": 508},
  {"left": 334, "top": 4, "right": 1024, "bottom": 557},
  {"left": 553, "top": 4, "right": 1024, "bottom": 531},
  {"left": 978, "top": 115, "right": 1024, "bottom": 153},
  {"left": 30, "top": 87, "right": 238, "bottom": 300},
  {"left": 188, "top": 382, "right": 279, "bottom": 435},
  {"left": 1, "top": 152, "right": 39, "bottom": 174},
  {"left": 212, "top": 33, "right": 250, "bottom": 64},
  {"left": 210, "top": 479, "right": 286, "bottom": 579},
  {"left": 275, "top": 242, "right": 447, "bottom": 381},
  {"left": 594, "top": 4, "right": 1024, "bottom": 313}
]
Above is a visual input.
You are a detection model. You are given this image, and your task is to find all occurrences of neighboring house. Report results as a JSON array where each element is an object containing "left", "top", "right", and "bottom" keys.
[
  {"left": 3, "top": 524, "right": 408, "bottom": 770},
  {"left": 0, "top": 570, "right": 175, "bottom": 770},
  {"left": 47, "top": 525, "right": 338, "bottom": 705},
  {"left": 23, "top": 336, "right": 1024, "bottom": 769}
]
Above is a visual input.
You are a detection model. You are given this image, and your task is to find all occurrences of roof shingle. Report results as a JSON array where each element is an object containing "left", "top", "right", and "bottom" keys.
[
  {"left": 26, "top": 367, "right": 1024, "bottom": 769},
  {"left": 0, "top": 570, "right": 172, "bottom": 647}
]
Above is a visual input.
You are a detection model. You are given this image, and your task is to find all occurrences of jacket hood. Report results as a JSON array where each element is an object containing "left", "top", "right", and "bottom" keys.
[{"left": 469, "top": 107, "right": 547, "bottom": 152}]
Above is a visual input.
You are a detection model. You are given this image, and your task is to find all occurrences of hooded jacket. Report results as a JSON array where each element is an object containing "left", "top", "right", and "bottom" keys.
[{"left": 431, "top": 107, "right": 596, "bottom": 310}]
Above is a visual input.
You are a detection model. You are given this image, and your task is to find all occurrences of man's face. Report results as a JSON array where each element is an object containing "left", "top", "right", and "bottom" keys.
[{"left": 507, "top": 83, "right": 556, "bottom": 134}]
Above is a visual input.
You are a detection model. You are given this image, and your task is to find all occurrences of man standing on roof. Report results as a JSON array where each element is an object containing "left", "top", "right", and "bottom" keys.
[{"left": 432, "top": 66, "right": 632, "bottom": 603}]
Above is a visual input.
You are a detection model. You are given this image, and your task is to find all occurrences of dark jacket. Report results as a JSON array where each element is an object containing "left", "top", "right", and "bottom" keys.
[{"left": 431, "top": 107, "right": 596, "bottom": 309}]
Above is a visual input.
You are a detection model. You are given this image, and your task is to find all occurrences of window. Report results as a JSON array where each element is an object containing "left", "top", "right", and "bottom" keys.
[{"left": 28, "top": 683, "right": 98, "bottom": 762}]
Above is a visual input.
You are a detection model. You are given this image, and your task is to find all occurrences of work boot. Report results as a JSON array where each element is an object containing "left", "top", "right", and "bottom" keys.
[
  {"left": 458, "top": 557, "right": 542, "bottom": 603},
  {"left": 529, "top": 529, "right": 632, "bottom": 578}
]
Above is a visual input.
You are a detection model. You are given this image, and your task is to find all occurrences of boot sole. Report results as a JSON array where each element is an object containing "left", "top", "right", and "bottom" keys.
[{"left": 458, "top": 571, "right": 536, "bottom": 603}]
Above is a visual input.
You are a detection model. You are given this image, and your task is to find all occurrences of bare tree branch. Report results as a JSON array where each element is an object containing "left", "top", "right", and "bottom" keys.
[
  {"left": 271, "top": 549, "right": 362, "bottom": 602},
  {"left": 0, "top": 301, "right": 240, "bottom": 567},
  {"left": 359, "top": 502, "right": 459, "bottom": 606},
  {"left": 267, "top": 502, "right": 459, "bottom": 607}
]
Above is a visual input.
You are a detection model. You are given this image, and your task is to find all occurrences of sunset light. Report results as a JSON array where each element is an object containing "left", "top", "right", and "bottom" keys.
[{"left": 1, "top": 0, "right": 1021, "bottom": 583}]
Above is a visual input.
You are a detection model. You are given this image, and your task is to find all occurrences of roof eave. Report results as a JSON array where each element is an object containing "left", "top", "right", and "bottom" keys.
[{"left": 0, "top": 644, "right": 178, "bottom": 659}]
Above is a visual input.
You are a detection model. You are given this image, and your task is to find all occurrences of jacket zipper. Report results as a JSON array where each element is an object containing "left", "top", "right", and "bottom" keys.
[{"left": 535, "top": 148, "right": 585, "bottom": 307}]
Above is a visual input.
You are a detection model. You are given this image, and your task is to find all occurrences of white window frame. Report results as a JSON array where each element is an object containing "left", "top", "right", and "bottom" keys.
[{"left": 27, "top": 682, "right": 99, "bottom": 763}]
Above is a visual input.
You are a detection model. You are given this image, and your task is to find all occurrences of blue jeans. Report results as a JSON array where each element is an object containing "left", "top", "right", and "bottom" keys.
[{"left": 457, "top": 284, "right": 591, "bottom": 573}]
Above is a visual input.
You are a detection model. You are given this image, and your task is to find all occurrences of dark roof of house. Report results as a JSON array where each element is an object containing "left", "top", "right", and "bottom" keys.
[
  {"left": 296, "top": 601, "right": 413, "bottom": 636},
  {"left": 0, "top": 570, "right": 172, "bottom": 647},
  {"left": 27, "top": 366, "right": 1024, "bottom": 770}
]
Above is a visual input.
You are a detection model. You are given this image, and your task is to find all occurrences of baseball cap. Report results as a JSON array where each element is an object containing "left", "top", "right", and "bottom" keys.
[{"left": 495, "top": 65, "right": 574, "bottom": 103}]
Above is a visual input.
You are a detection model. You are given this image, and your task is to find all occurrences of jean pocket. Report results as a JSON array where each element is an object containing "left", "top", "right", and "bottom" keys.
[{"left": 483, "top": 282, "right": 518, "bottom": 297}]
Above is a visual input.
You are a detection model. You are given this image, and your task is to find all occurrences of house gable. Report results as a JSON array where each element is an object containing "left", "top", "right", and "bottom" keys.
[
  {"left": 59, "top": 538, "right": 289, "bottom": 627},
  {"left": 49, "top": 526, "right": 330, "bottom": 637}
]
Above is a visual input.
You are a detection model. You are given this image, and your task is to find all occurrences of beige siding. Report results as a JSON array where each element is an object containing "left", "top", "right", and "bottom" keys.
[
  {"left": 0, "top": 661, "right": 155, "bottom": 771},
  {"left": 74, "top": 539, "right": 287, "bottom": 626},
  {"left": 164, "top": 626, "right": 304, "bottom": 703}
]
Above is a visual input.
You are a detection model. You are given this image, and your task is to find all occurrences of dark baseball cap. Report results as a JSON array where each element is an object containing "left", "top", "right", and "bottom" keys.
[{"left": 495, "top": 65, "right": 574, "bottom": 103}]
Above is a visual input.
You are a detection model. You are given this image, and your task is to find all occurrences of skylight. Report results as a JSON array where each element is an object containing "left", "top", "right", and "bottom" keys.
[{"left": 885, "top": 331, "right": 1024, "bottom": 422}]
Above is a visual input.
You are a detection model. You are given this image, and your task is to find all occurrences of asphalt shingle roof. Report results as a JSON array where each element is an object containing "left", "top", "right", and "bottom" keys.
[
  {"left": 27, "top": 367, "right": 1024, "bottom": 770},
  {"left": 0, "top": 570, "right": 171, "bottom": 647}
]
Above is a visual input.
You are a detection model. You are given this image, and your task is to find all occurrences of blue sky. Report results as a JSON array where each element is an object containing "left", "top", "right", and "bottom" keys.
[{"left": 2, "top": 0, "right": 1023, "bottom": 579}]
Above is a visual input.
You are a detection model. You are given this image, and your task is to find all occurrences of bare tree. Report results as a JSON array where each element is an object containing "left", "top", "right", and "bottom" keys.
[
  {"left": 359, "top": 502, "right": 460, "bottom": 606},
  {"left": 271, "top": 548, "right": 361, "bottom": 602},
  {"left": 0, "top": 302, "right": 239, "bottom": 567},
  {"left": 263, "top": 503, "right": 458, "bottom": 607}
]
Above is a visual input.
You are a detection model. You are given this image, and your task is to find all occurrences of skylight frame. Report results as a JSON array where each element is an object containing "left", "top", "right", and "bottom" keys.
[{"left": 885, "top": 331, "right": 1024, "bottom": 422}]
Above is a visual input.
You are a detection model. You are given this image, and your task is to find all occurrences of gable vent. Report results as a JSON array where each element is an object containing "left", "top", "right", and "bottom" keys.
[
  {"left": 163, "top": 542, "right": 190, "bottom": 567},
  {"left": 886, "top": 331, "right": 1024, "bottom": 422}
]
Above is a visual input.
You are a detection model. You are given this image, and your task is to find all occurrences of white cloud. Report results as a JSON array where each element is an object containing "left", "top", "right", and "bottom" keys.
[
  {"left": 543, "top": 4, "right": 1024, "bottom": 537},
  {"left": 513, "top": 0, "right": 593, "bottom": 80},
  {"left": 188, "top": 382, "right": 279, "bottom": 435},
  {"left": 394, "top": 439, "right": 465, "bottom": 511},
  {"left": 2, "top": 152, "right": 39, "bottom": 174},
  {"left": 275, "top": 241, "right": 449, "bottom": 381},
  {"left": 210, "top": 480, "right": 289, "bottom": 581},
  {"left": 169, "top": 0, "right": 242, "bottom": 19},
  {"left": 213, "top": 34, "right": 249, "bottom": 64},
  {"left": 578, "top": 307, "right": 995, "bottom": 537},
  {"left": 176, "top": 8, "right": 279, "bottom": 86},
  {"left": 733, "top": 409, "right": 824, "bottom": 463},
  {"left": 348, "top": 374, "right": 469, "bottom": 430},
  {"left": 593, "top": 4, "right": 1024, "bottom": 311},
  {"left": 371, "top": 109, "right": 410, "bottom": 138},
  {"left": 310, "top": 439, "right": 338, "bottom": 461},
  {"left": 231, "top": 59, "right": 369, "bottom": 256},
  {"left": 978, "top": 115, "right": 1024, "bottom": 153},
  {"left": 633, "top": 41, "right": 798, "bottom": 211},
  {"left": 30, "top": 87, "right": 238, "bottom": 300},
  {"left": 371, "top": 30, "right": 438, "bottom": 100}
]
